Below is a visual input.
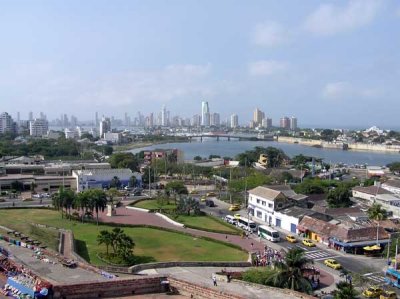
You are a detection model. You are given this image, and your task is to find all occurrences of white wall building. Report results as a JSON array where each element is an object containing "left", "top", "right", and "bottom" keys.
[
  {"left": 201, "top": 101, "right": 210, "bottom": 126},
  {"left": 103, "top": 132, "right": 122, "bottom": 144},
  {"left": 382, "top": 180, "right": 400, "bottom": 195},
  {"left": 72, "top": 168, "right": 142, "bottom": 192},
  {"left": 99, "top": 117, "right": 111, "bottom": 138},
  {"left": 30, "top": 118, "right": 49, "bottom": 137},
  {"left": 230, "top": 114, "right": 238, "bottom": 128},
  {"left": 0, "top": 112, "right": 15, "bottom": 134}
]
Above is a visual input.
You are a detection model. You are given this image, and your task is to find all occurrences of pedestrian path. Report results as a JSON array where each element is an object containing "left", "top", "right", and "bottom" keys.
[
  {"left": 303, "top": 249, "right": 338, "bottom": 261},
  {"left": 363, "top": 272, "right": 386, "bottom": 284}
]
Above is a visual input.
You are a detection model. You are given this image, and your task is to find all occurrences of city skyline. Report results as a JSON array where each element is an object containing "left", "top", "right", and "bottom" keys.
[{"left": 1, "top": 1, "right": 400, "bottom": 128}]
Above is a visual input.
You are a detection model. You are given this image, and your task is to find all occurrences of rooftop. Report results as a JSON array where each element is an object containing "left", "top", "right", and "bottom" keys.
[
  {"left": 353, "top": 185, "right": 392, "bottom": 196},
  {"left": 383, "top": 180, "right": 400, "bottom": 189},
  {"left": 248, "top": 186, "right": 282, "bottom": 200}
]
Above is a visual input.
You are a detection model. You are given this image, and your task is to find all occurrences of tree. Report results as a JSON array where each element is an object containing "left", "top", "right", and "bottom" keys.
[
  {"left": 333, "top": 281, "right": 358, "bottom": 299},
  {"left": 327, "top": 185, "right": 352, "bottom": 208},
  {"left": 97, "top": 230, "right": 112, "bottom": 255},
  {"left": 89, "top": 189, "right": 108, "bottom": 225},
  {"left": 367, "top": 203, "right": 388, "bottom": 221},
  {"left": 193, "top": 156, "right": 202, "bottom": 161},
  {"left": 267, "top": 247, "right": 313, "bottom": 294},
  {"left": 109, "top": 176, "right": 122, "bottom": 189},
  {"left": 388, "top": 162, "right": 400, "bottom": 174},
  {"left": 165, "top": 181, "right": 188, "bottom": 195},
  {"left": 177, "top": 196, "right": 200, "bottom": 216},
  {"left": 236, "top": 146, "right": 288, "bottom": 167},
  {"left": 74, "top": 191, "right": 90, "bottom": 222},
  {"left": 108, "top": 153, "right": 139, "bottom": 171}
]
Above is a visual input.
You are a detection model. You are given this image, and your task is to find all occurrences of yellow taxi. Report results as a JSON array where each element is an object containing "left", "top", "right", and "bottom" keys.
[
  {"left": 380, "top": 291, "right": 397, "bottom": 299},
  {"left": 363, "top": 286, "right": 383, "bottom": 298},
  {"left": 285, "top": 235, "right": 297, "bottom": 243},
  {"left": 206, "top": 192, "right": 216, "bottom": 197},
  {"left": 229, "top": 204, "right": 240, "bottom": 211},
  {"left": 200, "top": 196, "right": 207, "bottom": 202},
  {"left": 324, "top": 259, "right": 342, "bottom": 270},
  {"left": 233, "top": 213, "right": 241, "bottom": 219},
  {"left": 302, "top": 239, "right": 316, "bottom": 247},
  {"left": 189, "top": 189, "right": 198, "bottom": 194}
]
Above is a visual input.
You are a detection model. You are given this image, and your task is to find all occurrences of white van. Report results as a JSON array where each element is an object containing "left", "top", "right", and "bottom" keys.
[{"left": 224, "top": 215, "right": 237, "bottom": 225}]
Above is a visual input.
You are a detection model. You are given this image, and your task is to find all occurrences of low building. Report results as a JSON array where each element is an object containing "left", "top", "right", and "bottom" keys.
[
  {"left": 72, "top": 168, "right": 142, "bottom": 192},
  {"left": 382, "top": 180, "right": 400, "bottom": 195},
  {"left": 103, "top": 132, "right": 122, "bottom": 144},
  {"left": 0, "top": 174, "right": 76, "bottom": 192},
  {"left": 352, "top": 185, "right": 392, "bottom": 201},
  {"left": 143, "top": 149, "right": 184, "bottom": 164},
  {"left": 367, "top": 166, "right": 385, "bottom": 177}
]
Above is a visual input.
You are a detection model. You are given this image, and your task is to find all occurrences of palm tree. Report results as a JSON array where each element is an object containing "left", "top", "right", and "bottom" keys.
[
  {"left": 89, "top": 189, "right": 107, "bottom": 225},
  {"left": 97, "top": 230, "right": 112, "bottom": 255},
  {"left": 74, "top": 192, "right": 90, "bottom": 222},
  {"left": 333, "top": 281, "right": 358, "bottom": 299},
  {"left": 110, "top": 227, "right": 125, "bottom": 254},
  {"left": 367, "top": 203, "right": 388, "bottom": 220},
  {"left": 267, "top": 247, "right": 313, "bottom": 294}
]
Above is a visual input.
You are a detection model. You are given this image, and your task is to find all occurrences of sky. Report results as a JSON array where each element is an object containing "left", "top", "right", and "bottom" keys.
[{"left": 0, "top": 0, "right": 400, "bottom": 128}]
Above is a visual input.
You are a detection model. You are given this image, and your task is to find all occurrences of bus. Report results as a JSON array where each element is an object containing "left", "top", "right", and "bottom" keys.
[
  {"left": 237, "top": 217, "right": 257, "bottom": 233},
  {"left": 258, "top": 225, "right": 280, "bottom": 242}
]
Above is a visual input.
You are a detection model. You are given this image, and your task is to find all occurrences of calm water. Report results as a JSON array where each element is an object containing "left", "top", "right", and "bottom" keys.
[{"left": 130, "top": 139, "right": 400, "bottom": 166}]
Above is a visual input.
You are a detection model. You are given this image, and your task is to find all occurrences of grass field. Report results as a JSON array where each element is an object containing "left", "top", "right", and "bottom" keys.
[
  {"left": 133, "top": 199, "right": 239, "bottom": 234},
  {"left": 0, "top": 209, "right": 247, "bottom": 265}
]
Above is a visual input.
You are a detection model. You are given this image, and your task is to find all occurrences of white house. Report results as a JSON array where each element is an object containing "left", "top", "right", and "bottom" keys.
[
  {"left": 382, "top": 180, "right": 400, "bottom": 195},
  {"left": 352, "top": 185, "right": 392, "bottom": 202}
]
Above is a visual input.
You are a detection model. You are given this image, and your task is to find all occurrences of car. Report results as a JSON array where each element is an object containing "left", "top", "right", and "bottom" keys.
[
  {"left": 363, "top": 286, "right": 383, "bottom": 298},
  {"left": 380, "top": 291, "right": 397, "bottom": 299},
  {"left": 233, "top": 213, "right": 241, "bottom": 219},
  {"left": 189, "top": 190, "right": 198, "bottom": 194},
  {"left": 324, "top": 259, "right": 342, "bottom": 270},
  {"left": 302, "top": 239, "right": 316, "bottom": 247},
  {"left": 206, "top": 192, "right": 216, "bottom": 197},
  {"left": 224, "top": 215, "right": 238, "bottom": 225},
  {"left": 205, "top": 199, "right": 215, "bottom": 207},
  {"left": 200, "top": 196, "right": 207, "bottom": 202},
  {"left": 285, "top": 235, "right": 297, "bottom": 243},
  {"left": 229, "top": 204, "right": 240, "bottom": 211}
]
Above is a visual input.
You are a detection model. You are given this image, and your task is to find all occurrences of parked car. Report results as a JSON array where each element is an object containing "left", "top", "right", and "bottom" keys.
[
  {"left": 200, "top": 196, "right": 207, "bottom": 202},
  {"left": 205, "top": 199, "right": 215, "bottom": 207},
  {"left": 206, "top": 192, "right": 216, "bottom": 197},
  {"left": 285, "top": 235, "right": 297, "bottom": 243},
  {"left": 363, "top": 286, "right": 383, "bottom": 298},
  {"left": 189, "top": 189, "right": 199, "bottom": 194},
  {"left": 324, "top": 259, "right": 341, "bottom": 270},
  {"left": 224, "top": 215, "right": 237, "bottom": 225},
  {"left": 302, "top": 239, "right": 316, "bottom": 247}
]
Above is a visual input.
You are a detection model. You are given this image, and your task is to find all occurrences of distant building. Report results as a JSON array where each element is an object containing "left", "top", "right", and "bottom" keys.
[
  {"left": 290, "top": 116, "right": 297, "bottom": 130},
  {"left": 192, "top": 114, "right": 201, "bottom": 127},
  {"left": 64, "top": 128, "right": 78, "bottom": 139},
  {"left": 253, "top": 108, "right": 264, "bottom": 127},
  {"left": 0, "top": 112, "right": 16, "bottom": 134},
  {"left": 99, "top": 117, "right": 111, "bottom": 138},
  {"left": 29, "top": 118, "right": 48, "bottom": 137},
  {"left": 161, "top": 105, "right": 167, "bottom": 126},
  {"left": 143, "top": 149, "right": 184, "bottom": 164},
  {"left": 103, "top": 132, "right": 122, "bottom": 144},
  {"left": 201, "top": 101, "right": 210, "bottom": 126},
  {"left": 210, "top": 113, "right": 220, "bottom": 126},
  {"left": 280, "top": 116, "right": 290, "bottom": 129},
  {"left": 262, "top": 117, "right": 273, "bottom": 129},
  {"left": 230, "top": 114, "right": 238, "bottom": 128}
]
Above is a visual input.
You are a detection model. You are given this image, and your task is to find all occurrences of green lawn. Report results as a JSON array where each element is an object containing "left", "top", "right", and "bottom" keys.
[
  {"left": 133, "top": 199, "right": 177, "bottom": 210},
  {"left": 0, "top": 209, "right": 247, "bottom": 265},
  {"left": 133, "top": 199, "right": 240, "bottom": 234}
]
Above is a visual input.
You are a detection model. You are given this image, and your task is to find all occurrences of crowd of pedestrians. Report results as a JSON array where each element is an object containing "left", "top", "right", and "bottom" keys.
[{"left": 252, "top": 245, "right": 285, "bottom": 267}]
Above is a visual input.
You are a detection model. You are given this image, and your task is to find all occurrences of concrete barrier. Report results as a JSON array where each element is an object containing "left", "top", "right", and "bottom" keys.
[
  {"left": 155, "top": 212, "right": 185, "bottom": 227},
  {"left": 126, "top": 206, "right": 149, "bottom": 212}
]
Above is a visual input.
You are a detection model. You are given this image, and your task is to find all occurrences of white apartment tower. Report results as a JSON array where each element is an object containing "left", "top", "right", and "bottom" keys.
[
  {"left": 161, "top": 105, "right": 167, "bottom": 126},
  {"left": 201, "top": 101, "right": 210, "bottom": 126},
  {"left": 290, "top": 117, "right": 298, "bottom": 130},
  {"left": 230, "top": 114, "right": 239, "bottom": 128},
  {"left": 99, "top": 117, "right": 111, "bottom": 138},
  {"left": 253, "top": 108, "right": 264, "bottom": 127},
  {"left": 0, "top": 112, "right": 15, "bottom": 134},
  {"left": 29, "top": 118, "right": 48, "bottom": 137}
]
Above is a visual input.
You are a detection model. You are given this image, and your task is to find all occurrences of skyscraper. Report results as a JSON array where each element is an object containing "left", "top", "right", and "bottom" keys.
[
  {"left": 201, "top": 101, "right": 210, "bottom": 126},
  {"left": 30, "top": 118, "right": 48, "bottom": 137},
  {"left": 95, "top": 112, "right": 99, "bottom": 126},
  {"left": 99, "top": 116, "right": 111, "bottom": 138},
  {"left": 262, "top": 118, "right": 273, "bottom": 129},
  {"left": 290, "top": 116, "right": 298, "bottom": 130},
  {"left": 253, "top": 108, "right": 264, "bottom": 127},
  {"left": 230, "top": 114, "right": 238, "bottom": 128},
  {"left": 161, "top": 105, "right": 167, "bottom": 126},
  {"left": 210, "top": 113, "right": 220, "bottom": 127},
  {"left": 28, "top": 111, "right": 33, "bottom": 121},
  {"left": 0, "top": 112, "right": 15, "bottom": 134},
  {"left": 280, "top": 117, "right": 290, "bottom": 129}
]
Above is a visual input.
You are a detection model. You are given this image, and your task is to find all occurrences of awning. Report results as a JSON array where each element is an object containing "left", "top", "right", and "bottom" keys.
[{"left": 330, "top": 238, "right": 390, "bottom": 248}]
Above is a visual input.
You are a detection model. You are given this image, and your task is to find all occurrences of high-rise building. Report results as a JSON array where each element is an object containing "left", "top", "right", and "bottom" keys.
[
  {"left": 99, "top": 116, "right": 111, "bottom": 138},
  {"left": 95, "top": 112, "right": 99, "bottom": 126},
  {"left": 0, "top": 112, "right": 15, "bottom": 134},
  {"left": 280, "top": 116, "right": 290, "bottom": 129},
  {"left": 161, "top": 105, "right": 167, "bottom": 126},
  {"left": 210, "top": 113, "right": 220, "bottom": 127},
  {"left": 290, "top": 116, "right": 298, "bottom": 130},
  {"left": 29, "top": 118, "right": 48, "bottom": 137},
  {"left": 230, "top": 114, "right": 238, "bottom": 128},
  {"left": 201, "top": 101, "right": 210, "bottom": 126},
  {"left": 148, "top": 113, "right": 154, "bottom": 127},
  {"left": 192, "top": 114, "right": 201, "bottom": 127},
  {"left": 17, "top": 112, "right": 20, "bottom": 123},
  {"left": 262, "top": 118, "right": 273, "bottom": 129},
  {"left": 28, "top": 111, "right": 33, "bottom": 121},
  {"left": 253, "top": 108, "right": 264, "bottom": 127}
]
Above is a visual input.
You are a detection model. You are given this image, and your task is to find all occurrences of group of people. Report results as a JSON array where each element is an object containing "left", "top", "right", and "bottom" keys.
[{"left": 252, "top": 246, "right": 285, "bottom": 267}]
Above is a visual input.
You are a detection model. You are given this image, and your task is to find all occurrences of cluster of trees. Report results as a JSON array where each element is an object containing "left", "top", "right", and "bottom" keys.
[
  {"left": 108, "top": 153, "right": 139, "bottom": 171},
  {"left": 367, "top": 203, "right": 388, "bottom": 220},
  {"left": 52, "top": 187, "right": 109, "bottom": 225},
  {"left": 388, "top": 162, "right": 400, "bottom": 174},
  {"left": 235, "top": 146, "right": 288, "bottom": 167},
  {"left": 228, "top": 171, "right": 272, "bottom": 193},
  {"left": 176, "top": 197, "right": 200, "bottom": 216},
  {"left": 97, "top": 227, "right": 135, "bottom": 262}
]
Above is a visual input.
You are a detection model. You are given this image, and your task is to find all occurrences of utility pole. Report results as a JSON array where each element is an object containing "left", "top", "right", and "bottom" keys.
[{"left": 148, "top": 167, "right": 151, "bottom": 196}]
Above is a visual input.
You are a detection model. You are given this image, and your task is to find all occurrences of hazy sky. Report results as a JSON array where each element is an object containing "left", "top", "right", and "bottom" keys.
[{"left": 1, "top": 0, "right": 399, "bottom": 128}]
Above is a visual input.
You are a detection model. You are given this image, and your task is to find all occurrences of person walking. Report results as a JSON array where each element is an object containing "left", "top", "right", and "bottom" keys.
[{"left": 212, "top": 274, "right": 217, "bottom": 286}]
